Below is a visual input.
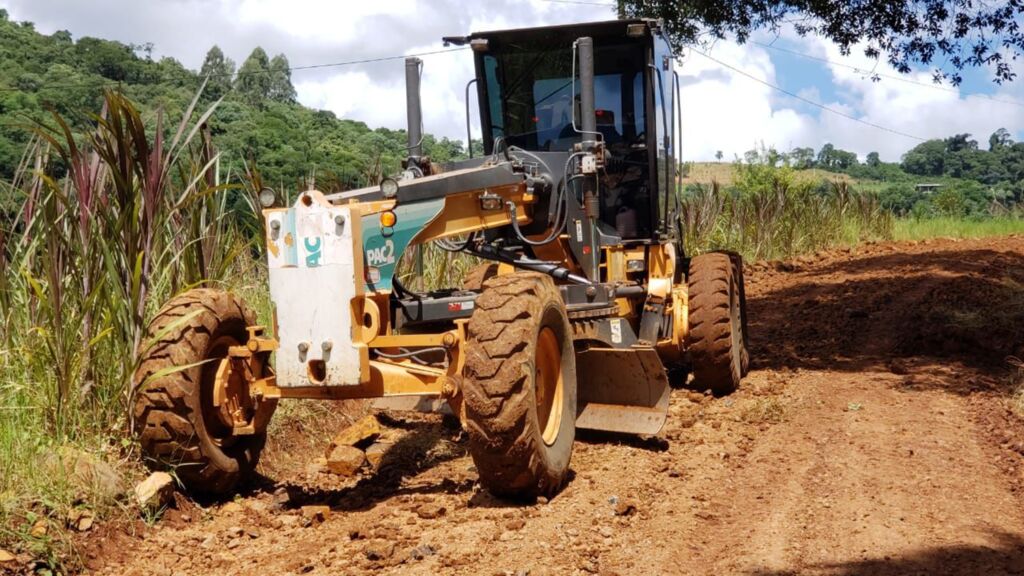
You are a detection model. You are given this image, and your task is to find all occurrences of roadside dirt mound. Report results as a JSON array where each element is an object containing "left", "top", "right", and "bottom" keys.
[{"left": 67, "top": 236, "right": 1024, "bottom": 576}]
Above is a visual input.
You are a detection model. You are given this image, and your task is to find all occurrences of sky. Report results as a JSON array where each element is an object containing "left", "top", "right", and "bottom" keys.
[{"left": 5, "top": 0, "right": 1024, "bottom": 162}]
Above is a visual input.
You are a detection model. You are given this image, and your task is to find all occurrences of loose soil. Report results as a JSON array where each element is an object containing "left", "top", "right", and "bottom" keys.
[{"left": 76, "top": 236, "right": 1024, "bottom": 575}]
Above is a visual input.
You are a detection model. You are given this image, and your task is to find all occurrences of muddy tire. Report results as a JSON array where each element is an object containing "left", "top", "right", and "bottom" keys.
[
  {"left": 461, "top": 262, "right": 500, "bottom": 291},
  {"left": 461, "top": 272, "right": 577, "bottom": 499},
  {"left": 721, "top": 251, "right": 751, "bottom": 376},
  {"left": 687, "top": 253, "right": 745, "bottom": 395},
  {"left": 133, "top": 288, "right": 275, "bottom": 495}
]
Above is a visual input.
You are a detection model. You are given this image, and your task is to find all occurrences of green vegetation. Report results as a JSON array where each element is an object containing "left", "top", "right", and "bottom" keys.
[
  {"left": 893, "top": 217, "right": 1024, "bottom": 241},
  {"left": 625, "top": 0, "right": 1024, "bottom": 85},
  {"left": 681, "top": 163, "right": 892, "bottom": 260},
  {"left": 0, "top": 10, "right": 467, "bottom": 197},
  {"left": 0, "top": 90, "right": 251, "bottom": 566},
  {"left": 681, "top": 134, "right": 1024, "bottom": 258}
]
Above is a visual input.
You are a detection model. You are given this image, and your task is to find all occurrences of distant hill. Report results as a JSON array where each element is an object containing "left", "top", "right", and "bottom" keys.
[{"left": 0, "top": 10, "right": 466, "bottom": 194}]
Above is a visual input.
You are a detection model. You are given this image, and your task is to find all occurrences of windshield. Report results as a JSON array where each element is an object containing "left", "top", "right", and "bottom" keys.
[{"left": 482, "top": 41, "right": 647, "bottom": 152}]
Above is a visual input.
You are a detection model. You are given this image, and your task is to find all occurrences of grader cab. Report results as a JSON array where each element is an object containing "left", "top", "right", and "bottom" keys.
[{"left": 133, "top": 19, "right": 749, "bottom": 499}]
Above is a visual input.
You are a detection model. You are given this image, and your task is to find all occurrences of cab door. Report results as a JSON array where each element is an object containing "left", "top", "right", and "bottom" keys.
[{"left": 650, "top": 32, "right": 676, "bottom": 238}]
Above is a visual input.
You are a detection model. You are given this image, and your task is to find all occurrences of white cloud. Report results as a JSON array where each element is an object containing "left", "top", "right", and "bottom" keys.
[{"left": 676, "top": 41, "right": 821, "bottom": 161}]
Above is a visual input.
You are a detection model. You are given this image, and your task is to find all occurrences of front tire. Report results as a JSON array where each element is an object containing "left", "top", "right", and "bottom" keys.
[
  {"left": 687, "top": 253, "right": 746, "bottom": 395},
  {"left": 461, "top": 273, "right": 577, "bottom": 499},
  {"left": 133, "top": 288, "right": 275, "bottom": 495}
]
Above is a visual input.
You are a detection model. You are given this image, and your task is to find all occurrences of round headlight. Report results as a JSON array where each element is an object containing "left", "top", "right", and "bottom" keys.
[
  {"left": 258, "top": 187, "right": 278, "bottom": 208},
  {"left": 380, "top": 178, "right": 399, "bottom": 199}
]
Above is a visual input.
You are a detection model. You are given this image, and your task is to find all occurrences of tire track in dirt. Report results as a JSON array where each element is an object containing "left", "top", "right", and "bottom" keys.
[{"left": 77, "top": 236, "right": 1024, "bottom": 576}]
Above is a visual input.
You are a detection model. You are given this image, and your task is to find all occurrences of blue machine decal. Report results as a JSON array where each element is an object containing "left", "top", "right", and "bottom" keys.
[{"left": 361, "top": 198, "right": 445, "bottom": 291}]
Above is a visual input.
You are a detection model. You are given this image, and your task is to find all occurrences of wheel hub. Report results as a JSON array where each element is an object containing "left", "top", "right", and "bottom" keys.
[
  {"left": 208, "top": 335, "right": 259, "bottom": 437},
  {"left": 535, "top": 327, "right": 564, "bottom": 446}
]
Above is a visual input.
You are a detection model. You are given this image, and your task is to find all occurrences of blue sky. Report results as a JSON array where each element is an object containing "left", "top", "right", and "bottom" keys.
[{"left": 5, "top": 0, "right": 1023, "bottom": 162}]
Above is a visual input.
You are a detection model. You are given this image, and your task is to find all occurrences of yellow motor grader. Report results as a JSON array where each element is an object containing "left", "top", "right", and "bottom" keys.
[{"left": 133, "top": 19, "right": 749, "bottom": 498}]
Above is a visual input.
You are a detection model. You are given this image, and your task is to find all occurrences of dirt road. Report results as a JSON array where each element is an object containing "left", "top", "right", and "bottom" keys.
[{"left": 86, "top": 236, "right": 1024, "bottom": 575}]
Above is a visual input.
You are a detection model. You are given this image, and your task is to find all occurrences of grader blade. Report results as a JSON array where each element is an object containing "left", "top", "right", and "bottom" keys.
[
  {"left": 575, "top": 347, "right": 670, "bottom": 435},
  {"left": 372, "top": 395, "right": 453, "bottom": 415}
]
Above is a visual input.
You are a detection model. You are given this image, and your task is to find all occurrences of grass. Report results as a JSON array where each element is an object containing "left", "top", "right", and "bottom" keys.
[
  {"left": 739, "top": 397, "right": 788, "bottom": 424},
  {"left": 0, "top": 88, "right": 257, "bottom": 569},
  {"left": 893, "top": 216, "right": 1024, "bottom": 241},
  {"left": 682, "top": 161, "right": 856, "bottom": 188},
  {"left": 1011, "top": 359, "right": 1024, "bottom": 418},
  {"left": 680, "top": 164, "right": 893, "bottom": 261}
]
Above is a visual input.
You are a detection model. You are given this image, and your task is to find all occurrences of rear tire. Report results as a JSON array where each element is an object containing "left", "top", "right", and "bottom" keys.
[
  {"left": 687, "top": 253, "right": 745, "bottom": 395},
  {"left": 461, "top": 262, "right": 500, "bottom": 291},
  {"left": 461, "top": 273, "right": 577, "bottom": 499},
  {"left": 133, "top": 288, "right": 275, "bottom": 495}
]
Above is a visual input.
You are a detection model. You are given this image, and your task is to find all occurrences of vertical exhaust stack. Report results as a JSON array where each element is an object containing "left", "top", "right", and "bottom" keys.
[
  {"left": 577, "top": 37, "right": 598, "bottom": 150},
  {"left": 405, "top": 57, "right": 423, "bottom": 168},
  {"left": 577, "top": 36, "right": 601, "bottom": 279}
]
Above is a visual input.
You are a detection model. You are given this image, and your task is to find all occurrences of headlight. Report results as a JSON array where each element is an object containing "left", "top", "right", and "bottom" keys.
[
  {"left": 380, "top": 178, "right": 399, "bottom": 199},
  {"left": 258, "top": 187, "right": 278, "bottom": 208}
]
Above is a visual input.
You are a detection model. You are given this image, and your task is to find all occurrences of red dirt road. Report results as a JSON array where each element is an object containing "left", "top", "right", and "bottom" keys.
[{"left": 86, "top": 236, "right": 1024, "bottom": 575}]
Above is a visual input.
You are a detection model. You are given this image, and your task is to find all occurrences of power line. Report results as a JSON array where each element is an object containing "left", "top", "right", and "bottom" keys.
[
  {"left": 535, "top": 0, "right": 617, "bottom": 5},
  {"left": 0, "top": 47, "right": 470, "bottom": 93},
  {"left": 752, "top": 40, "right": 1024, "bottom": 109},
  {"left": 687, "top": 46, "right": 927, "bottom": 142},
  {"left": 269, "top": 47, "right": 468, "bottom": 76}
]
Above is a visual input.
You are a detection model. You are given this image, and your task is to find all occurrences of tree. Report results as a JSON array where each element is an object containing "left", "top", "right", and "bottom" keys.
[
  {"left": 866, "top": 151, "right": 881, "bottom": 167},
  {"left": 199, "top": 45, "right": 235, "bottom": 101},
  {"left": 944, "top": 133, "right": 977, "bottom": 153},
  {"left": 268, "top": 54, "right": 296, "bottom": 103},
  {"left": 715, "top": 150, "right": 723, "bottom": 161},
  {"left": 816, "top": 143, "right": 835, "bottom": 168},
  {"left": 76, "top": 36, "right": 138, "bottom": 82},
  {"left": 621, "top": 1, "right": 1024, "bottom": 84},
  {"left": 789, "top": 146, "right": 815, "bottom": 169},
  {"left": 235, "top": 47, "right": 271, "bottom": 105},
  {"left": 816, "top": 143, "right": 857, "bottom": 170},
  {"left": 901, "top": 139, "right": 946, "bottom": 176},
  {"left": 832, "top": 149, "right": 858, "bottom": 170},
  {"left": 989, "top": 128, "right": 1013, "bottom": 151}
]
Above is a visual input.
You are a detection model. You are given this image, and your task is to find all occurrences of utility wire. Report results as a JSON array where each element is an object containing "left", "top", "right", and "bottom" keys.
[
  {"left": 535, "top": 0, "right": 617, "bottom": 5},
  {"left": 0, "top": 47, "right": 470, "bottom": 93},
  {"left": 688, "top": 46, "right": 927, "bottom": 142},
  {"left": 751, "top": 40, "right": 1024, "bottom": 109}
]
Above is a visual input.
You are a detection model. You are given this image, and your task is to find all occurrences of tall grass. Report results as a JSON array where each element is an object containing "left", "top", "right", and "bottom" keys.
[
  {"left": 680, "top": 163, "right": 893, "bottom": 260},
  {"left": 893, "top": 215, "right": 1024, "bottom": 241},
  {"left": 0, "top": 89, "right": 253, "bottom": 563}
]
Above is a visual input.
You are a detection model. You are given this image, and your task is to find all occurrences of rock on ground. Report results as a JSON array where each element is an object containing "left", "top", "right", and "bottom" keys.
[
  {"left": 326, "top": 445, "right": 366, "bottom": 476},
  {"left": 134, "top": 472, "right": 175, "bottom": 511}
]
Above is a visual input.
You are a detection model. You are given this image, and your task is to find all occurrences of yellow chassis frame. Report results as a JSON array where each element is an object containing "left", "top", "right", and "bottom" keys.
[{"left": 217, "top": 168, "right": 689, "bottom": 436}]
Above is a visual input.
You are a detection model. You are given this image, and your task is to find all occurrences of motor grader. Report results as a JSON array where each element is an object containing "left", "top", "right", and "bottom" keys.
[{"left": 133, "top": 19, "right": 749, "bottom": 498}]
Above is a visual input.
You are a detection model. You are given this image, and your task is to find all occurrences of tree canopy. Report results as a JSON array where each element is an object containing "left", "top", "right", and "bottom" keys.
[
  {"left": 621, "top": 0, "right": 1024, "bottom": 84},
  {"left": 199, "top": 45, "right": 235, "bottom": 101},
  {"left": 0, "top": 14, "right": 468, "bottom": 197}
]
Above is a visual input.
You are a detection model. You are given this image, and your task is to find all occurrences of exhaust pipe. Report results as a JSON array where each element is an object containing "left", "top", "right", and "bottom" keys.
[
  {"left": 405, "top": 57, "right": 423, "bottom": 163},
  {"left": 577, "top": 36, "right": 601, "bottom": 280},
  {"left": 577, "top": 37, "right": 597, "bottom": 148}
]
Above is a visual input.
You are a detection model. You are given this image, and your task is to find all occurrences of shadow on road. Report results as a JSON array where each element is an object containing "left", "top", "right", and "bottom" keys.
[
  {"left": 269, "top": 417, "right": 472, "bottom": 513},
  {"left": 749, "top": 530, "right": 1024, "bottom": 576},
  {"left": 746, "top": 247, "right": 1024, "bottom": 394}
]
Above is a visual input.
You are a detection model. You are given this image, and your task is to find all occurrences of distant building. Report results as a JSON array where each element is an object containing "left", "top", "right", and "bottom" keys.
[{"left": 915, "top": 183, "right": 942, "bottom": 194}]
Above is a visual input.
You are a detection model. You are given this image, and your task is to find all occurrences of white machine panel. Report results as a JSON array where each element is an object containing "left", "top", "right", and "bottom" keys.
[{"left": 266, "top": 193, "right": 362, "bottom": 387}]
